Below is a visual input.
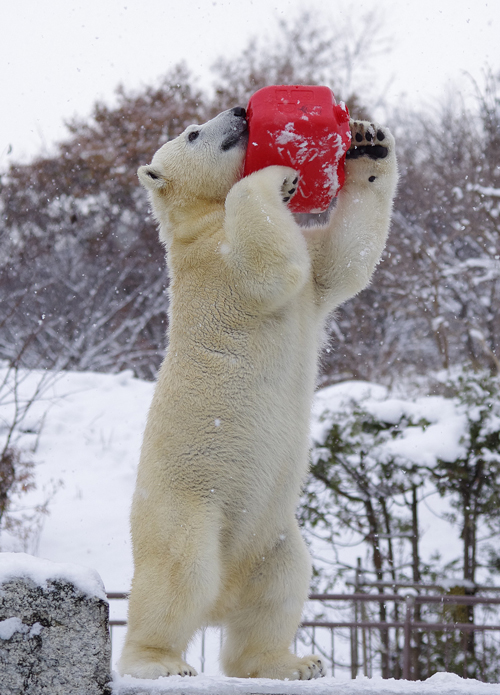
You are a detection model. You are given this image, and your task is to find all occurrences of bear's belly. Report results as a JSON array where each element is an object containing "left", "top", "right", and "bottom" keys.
[{"left": 137, "top": 294, "right": 320, "bottom": 543}]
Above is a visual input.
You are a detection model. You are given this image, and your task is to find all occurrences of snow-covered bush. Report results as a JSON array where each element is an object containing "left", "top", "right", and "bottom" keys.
[
  {"left": 301, "top": 369, "right": 500, "bottom": 680},
  {"left": 0, "top": 364, "right": 60, "bottom": 553}
]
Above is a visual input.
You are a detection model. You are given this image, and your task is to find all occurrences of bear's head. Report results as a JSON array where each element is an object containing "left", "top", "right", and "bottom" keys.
[{"left": 138, "top": 107, "right": 248, "bottom": 240}]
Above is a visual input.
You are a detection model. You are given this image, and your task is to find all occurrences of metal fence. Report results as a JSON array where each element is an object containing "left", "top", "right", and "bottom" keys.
[
  {"left": 303, "top": 592, "right": 500, "bottom": 681},
  {"left": 107, "top": 588, "right": 500, "bottom": 681}
]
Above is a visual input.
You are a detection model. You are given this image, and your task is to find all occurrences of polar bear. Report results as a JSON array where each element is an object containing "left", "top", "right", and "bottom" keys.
[{"left": 118, "top": 106, "right": 397, "bottom": 680}]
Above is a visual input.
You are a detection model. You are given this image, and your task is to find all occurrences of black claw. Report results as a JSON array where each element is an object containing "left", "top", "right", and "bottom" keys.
[
  {"left": 369, "top": 176, "right": 376, "bottom": 182},
  {"left": 283, "top": 196, "right": 290, "bottom": 202},
  {"left": 288, "top": 187, "right": 296, "bottom": 195},
  {"left": 292, "top": 177, "right": 299, "bottom": 184}
]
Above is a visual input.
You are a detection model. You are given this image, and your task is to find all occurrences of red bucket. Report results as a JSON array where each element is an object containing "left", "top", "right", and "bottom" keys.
[{"left": 243, "top": 85, "right": 351, "bottom": 213}]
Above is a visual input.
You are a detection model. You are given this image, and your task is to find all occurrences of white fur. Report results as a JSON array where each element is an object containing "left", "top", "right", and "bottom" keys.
[{"left": 118, "top": 108, "right": 398, "bottom": 680}]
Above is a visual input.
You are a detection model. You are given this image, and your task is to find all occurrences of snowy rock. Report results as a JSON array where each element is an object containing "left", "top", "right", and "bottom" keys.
[{"left": 0, "top": 553, "right": 111, "bottom": 695}]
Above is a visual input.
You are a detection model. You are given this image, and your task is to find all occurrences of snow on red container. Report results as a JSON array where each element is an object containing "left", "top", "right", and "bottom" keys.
[{"left": 243, "top": 85, "right": 351, "bottom": 213}]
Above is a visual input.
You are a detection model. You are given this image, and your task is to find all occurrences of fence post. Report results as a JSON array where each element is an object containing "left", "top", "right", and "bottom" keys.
[
  {"left": 201, "top": 628, "right": 206, "bottom": 674},
  {"left": 331, "top": 628, "right": 335, "bottom": 678},
  {"left": 350, "top": 602, "right": 359, "bottom": 678},
  {"left": 403, "top": 595, "right": 414, "bottom": 680},
  {"left": 351, "top": 561, "right": 361, "bottom": 678}
]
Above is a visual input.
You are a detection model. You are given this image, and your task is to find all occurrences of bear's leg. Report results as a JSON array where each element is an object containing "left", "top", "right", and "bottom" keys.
[
  {"left": 118, "top": 508, "right": 221, "bottom": 679},
  {"left": 221, "top": 522, "right": 325, "bottom": 680}
]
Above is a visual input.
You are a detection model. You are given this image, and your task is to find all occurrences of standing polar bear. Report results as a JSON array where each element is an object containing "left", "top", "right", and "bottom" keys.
[{"left": 119, "top": 106, "right": 397, "bottom": 680}]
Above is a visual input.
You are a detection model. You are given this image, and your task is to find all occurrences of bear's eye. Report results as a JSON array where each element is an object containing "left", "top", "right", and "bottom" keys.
[{"left": 188, "top": 130, "right": 200, "bottom": 143}]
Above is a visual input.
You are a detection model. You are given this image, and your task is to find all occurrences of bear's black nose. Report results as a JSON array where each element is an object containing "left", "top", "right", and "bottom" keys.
[{"left": 232, "top": 107, "right": 246, "bottom": 118}]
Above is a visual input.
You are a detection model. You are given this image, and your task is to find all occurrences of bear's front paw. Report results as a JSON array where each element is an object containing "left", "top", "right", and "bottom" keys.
[
  {"left": 281, "top": 172, "right": 300, "bottom": 204},
  {"left": 346, "top": 120, "right": 390, "bottom": 161}
]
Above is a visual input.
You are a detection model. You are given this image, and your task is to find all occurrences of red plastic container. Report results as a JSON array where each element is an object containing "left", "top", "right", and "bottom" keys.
[{"left": 243, "top": 85, "right": 351, "bottom": 213}]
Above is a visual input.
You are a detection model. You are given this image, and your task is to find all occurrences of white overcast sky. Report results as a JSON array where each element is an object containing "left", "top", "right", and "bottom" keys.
[{"left": 1, "top": 0, "right": 499, "bottom": 167}]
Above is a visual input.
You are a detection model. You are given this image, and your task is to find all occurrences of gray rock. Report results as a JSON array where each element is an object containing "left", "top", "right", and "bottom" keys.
[{"left": 0, "top": 575, "right": 112, "bottom": 694}]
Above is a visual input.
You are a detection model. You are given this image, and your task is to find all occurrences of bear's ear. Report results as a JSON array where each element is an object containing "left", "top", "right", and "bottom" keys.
[{"left": 137, "top": 165, "right": 169, "bottom": 192}]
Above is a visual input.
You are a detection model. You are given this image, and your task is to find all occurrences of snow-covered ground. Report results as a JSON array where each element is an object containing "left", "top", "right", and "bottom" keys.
[
  {"left": 0, "top": 366, "right": 497, "bottom": 692},
  {"left": 113, "top": 672, "right": 500, "bottom": 694}
]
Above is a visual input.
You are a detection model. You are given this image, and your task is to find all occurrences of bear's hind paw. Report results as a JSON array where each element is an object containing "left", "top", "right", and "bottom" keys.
[
  {"left": 294, "top": 655, "right": 325, "bottom": 680},
  {"left": 251, "top": 654, "right": 325, "bottom": 680},
  {"left": 347, "top": 120, "right": 390, "bottom": 160},
  {"left": 119, "top": 655, "right": 198, "bottom": 679}
]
